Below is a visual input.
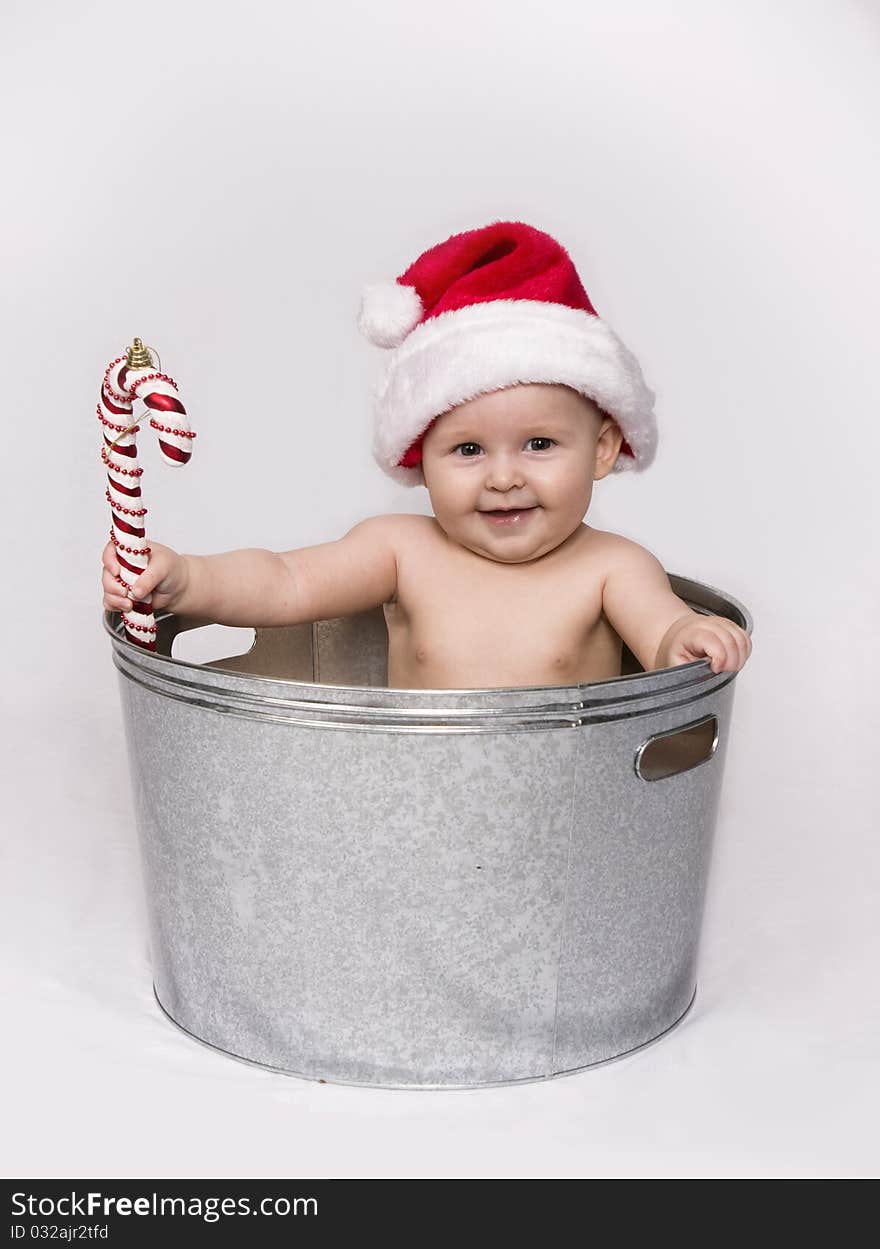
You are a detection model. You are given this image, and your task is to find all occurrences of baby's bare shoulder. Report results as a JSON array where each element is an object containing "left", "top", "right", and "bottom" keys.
[
  {"left": 352, "top": 511, "right": 435, "bottom": 547},
  {"left": 344, "top": 513, "right": 442, "bottom": 577},
  {"left": 365, "top": 512, "right": 441, "bottom": 556},
  {"left": 582, "top": 525, "right": 653, "bottom": 560},
  {"left": 581, "top": 527, "right": 666, "bottom": 581}
]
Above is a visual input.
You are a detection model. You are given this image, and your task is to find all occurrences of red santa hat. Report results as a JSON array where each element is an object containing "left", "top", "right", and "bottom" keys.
[{"left": 357, "top": 220, "right": 658, "bottom": 486}]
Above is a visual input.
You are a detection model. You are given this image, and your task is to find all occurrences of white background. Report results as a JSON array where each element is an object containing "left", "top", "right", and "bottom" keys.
[{"left": 2, "top": 0, "right": 877, "bottom": 1178}]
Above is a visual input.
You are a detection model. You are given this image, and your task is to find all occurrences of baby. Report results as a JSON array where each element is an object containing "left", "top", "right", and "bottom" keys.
[{"left": 101, "top": 220, "right": 751, "bottom": 689}]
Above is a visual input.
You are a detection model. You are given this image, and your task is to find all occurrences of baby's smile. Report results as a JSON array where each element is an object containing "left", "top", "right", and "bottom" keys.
[{"left": 478, "top": 506, "right": 539, "bottom": 526}]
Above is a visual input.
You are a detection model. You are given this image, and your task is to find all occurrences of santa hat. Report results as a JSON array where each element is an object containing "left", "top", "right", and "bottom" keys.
[{"left": 357, "top": 220, "right": 658, "bottom": 487}]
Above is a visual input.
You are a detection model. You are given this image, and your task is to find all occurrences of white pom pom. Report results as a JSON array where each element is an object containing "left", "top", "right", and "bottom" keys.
[{"left": 357, "top": 280, "right": 423, "bottom": 348}]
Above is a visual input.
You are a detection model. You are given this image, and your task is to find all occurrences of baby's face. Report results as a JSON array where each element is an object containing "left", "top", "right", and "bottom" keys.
[{"left": 420, "top": 383, "right": 622, "bottom": 564}]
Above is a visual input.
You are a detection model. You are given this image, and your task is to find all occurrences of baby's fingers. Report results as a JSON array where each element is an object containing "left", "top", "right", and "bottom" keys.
[
  {"left": 102, "top": 564, "right": 133, "bottom": 611},
  {"left": 700, "top": 632, "right": 730, "bottom": 674},
  {"left": 102, "top": 565, "right": 127, "bottom": 595},
  {"left": 126, "top": 566, "right": 158, "bottom": 601},
  {"left": 128, "top": 548, "right": 178, "bottom": 601},
  {"left": 100, "top": 540, "right": 138, "bottom": 607},
  {"left": 731, "top": 623, "right": 752, "bottom": 669},
  {"left": 712, "top": 620, "right": 752, "bottom": 672},
  {"left": 102, "top": 540, "right": 119, "bottom": 577},
  {"left": 704, "top": 621, "right": 751, "bottom": 673},
  {"left": 103, "top": 590, "right": 133, "bottom": 612}
]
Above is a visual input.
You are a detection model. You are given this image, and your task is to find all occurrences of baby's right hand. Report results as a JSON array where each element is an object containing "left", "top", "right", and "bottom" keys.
[{"left": 101, "top": 539, "right": 189, "bottom": 614}]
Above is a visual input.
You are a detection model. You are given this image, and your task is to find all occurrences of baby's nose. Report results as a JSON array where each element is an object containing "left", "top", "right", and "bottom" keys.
[{"left": 485, "top": 456, "right": 525, "bottom": 489}]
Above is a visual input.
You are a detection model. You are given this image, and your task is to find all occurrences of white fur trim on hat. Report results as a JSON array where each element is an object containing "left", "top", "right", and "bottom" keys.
[
  {"left": 370, "top": 299, "right": 658, "bottom": 486},
  {"left": 358, "top": 280, "right": 424, "bottom": 348}
]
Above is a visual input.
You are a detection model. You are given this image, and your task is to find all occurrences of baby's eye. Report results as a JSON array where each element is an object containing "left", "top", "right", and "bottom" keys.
[
  {"left": 527, "top": 437, "right": 556, "bottom": 451},
  {"left": 454, "top": 443, "right": 482, "bottom": 457}
]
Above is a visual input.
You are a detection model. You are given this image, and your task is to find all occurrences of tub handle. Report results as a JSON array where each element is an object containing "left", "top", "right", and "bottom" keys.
[{"left": 634, "top": 715, "right": 718, "bottom": 782}]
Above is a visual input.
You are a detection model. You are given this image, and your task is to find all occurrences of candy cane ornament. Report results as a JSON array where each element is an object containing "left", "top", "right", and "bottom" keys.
[{"left": 98, "top": 338, "right": 196, "bottom": 650}]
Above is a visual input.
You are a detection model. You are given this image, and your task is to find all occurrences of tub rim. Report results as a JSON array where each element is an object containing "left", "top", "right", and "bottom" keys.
[{"left": 104, "top": 572, "right": 751, "bottom": 731}]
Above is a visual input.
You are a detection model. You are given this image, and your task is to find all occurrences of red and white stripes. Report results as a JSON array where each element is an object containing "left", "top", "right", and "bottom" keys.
[{"left": 99, "top": 350, "right": 195, "bottom": 650}]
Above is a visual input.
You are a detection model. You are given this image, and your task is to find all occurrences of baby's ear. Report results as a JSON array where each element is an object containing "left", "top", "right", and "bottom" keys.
[{"left": 594, "top": 418, "right": 624, "bottom": 480}]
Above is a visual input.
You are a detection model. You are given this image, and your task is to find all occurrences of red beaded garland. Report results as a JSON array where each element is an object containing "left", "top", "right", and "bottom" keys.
[
  {"left": 105, "top": 488, "right": 148, "bottom": 516},
  {"left": 120, "top": 617, "right": 158, "bottom": 635},
  {"left": 149, "top": 418, "right": 196, "bottom": 438},
  {"left": 101, "top": 447, "right": 144, "bottom": 476},
  {"left": 102, "top": 357, "right": 129, "bottom": 404},
  {"left": 102, "top": 387, "right": 132, "bottom": 407},
  {"left": 129, "top": 371, "right": 179, "bottom": 393},
  {"left": 109, "top": 530, "right": 151, "bottom": 556},
  {"left": 102, "top": 359, "right": 134, "bottom": 405},
  {"left": 96, "top": 404, "right": 140, "bottom": 435},
  {"left": 102, "top": 360, "right": 180, "bottom": 403}
]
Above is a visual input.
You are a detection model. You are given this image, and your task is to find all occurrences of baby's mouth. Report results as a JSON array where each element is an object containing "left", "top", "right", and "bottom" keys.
[{"left": 479, "top": 506, "right": 538, "bottom": 523}]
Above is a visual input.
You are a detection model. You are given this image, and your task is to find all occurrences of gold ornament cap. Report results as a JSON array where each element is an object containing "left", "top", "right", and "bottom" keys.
[{"left": 125, "top": 338, "right": 154, "bottom": 369}]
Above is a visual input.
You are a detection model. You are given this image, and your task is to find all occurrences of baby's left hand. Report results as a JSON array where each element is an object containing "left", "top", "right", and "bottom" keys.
[{"left": 657, "top": 614, "right": 752, "bottom": 674}]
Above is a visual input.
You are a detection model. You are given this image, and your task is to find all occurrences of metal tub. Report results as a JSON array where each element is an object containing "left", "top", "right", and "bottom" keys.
[{"left": 104, "top": 573, "right": 752, "bottom": 1088}]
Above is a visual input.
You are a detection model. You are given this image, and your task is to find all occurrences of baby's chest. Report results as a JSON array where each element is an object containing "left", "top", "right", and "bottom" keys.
[{"left": 389, "top": 565, "right": 606, "bottom": 667}]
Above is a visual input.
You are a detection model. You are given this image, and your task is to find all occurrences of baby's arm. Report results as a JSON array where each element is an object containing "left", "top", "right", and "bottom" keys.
[
  {"left": 102, "top": 516, "right": 399, "bottom": 628},
  {"left": 601, "top": 538, "right": 752, "bottom": 674}
]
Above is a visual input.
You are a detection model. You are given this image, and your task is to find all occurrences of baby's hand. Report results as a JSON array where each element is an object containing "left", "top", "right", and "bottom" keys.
[
  {"left": 101, "top": 539, "right": 189, "bottom": 614},
  {"left": 658, "top": 614, "right": 752, "bottom": 674}
]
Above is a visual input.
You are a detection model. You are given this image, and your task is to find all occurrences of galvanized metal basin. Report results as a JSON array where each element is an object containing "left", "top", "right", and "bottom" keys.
[{"left": 105, "top": 573, "right": 752, "bottom": 1087}]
